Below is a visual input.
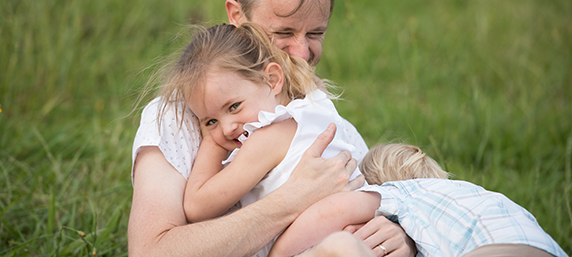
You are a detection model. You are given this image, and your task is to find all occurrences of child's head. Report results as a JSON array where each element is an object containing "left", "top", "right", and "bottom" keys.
[
  {"left": 359, "top": 143, "right": 449, "bottom": 185},
  {"left": 159, "top": 23, "right": 319, "bottom": 150}
]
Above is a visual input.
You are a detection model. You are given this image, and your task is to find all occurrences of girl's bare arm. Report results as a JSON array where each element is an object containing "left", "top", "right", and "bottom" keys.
[{"left": 184, "top": 119, "right": 297, "bottom": 222}]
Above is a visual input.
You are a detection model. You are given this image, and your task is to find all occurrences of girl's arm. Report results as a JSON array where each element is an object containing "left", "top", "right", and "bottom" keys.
[
  {"left": 184, "top": 119, "right": 298, "bottom": 222},
  {"left": 182, "top": 132, "right": 228, "bottom": 222},
  {"left": 269, "top": 191, "right": 381, "bottom": 257}
]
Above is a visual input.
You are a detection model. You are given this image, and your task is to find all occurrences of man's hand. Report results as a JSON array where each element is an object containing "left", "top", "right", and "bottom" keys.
[
  {"left": 285, "top": 123, "right": 362, "bottom": 210},
  {"left": 344, "top": 216, "right": 417, "bottom": 257}
]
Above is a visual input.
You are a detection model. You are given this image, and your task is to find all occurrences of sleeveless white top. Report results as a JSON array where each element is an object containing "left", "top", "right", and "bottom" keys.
[{"left": 225, "top": 90, "right": 368, "bottom": 208}]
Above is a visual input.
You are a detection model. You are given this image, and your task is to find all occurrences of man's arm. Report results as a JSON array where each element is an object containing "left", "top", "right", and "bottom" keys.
[
  {"left": 269, "top": 191, "right": 381, "bottom": 257},
  {"left": 128, "top": 124, "right": 363, "bottom": 257}
]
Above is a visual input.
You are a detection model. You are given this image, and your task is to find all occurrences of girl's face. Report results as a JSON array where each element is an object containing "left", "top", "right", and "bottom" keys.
[{"left": 188, "top": 66, "right": 284, "bottom": 151}]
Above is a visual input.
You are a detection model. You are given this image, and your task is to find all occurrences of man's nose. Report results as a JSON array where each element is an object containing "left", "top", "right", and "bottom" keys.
[{"left": 286, "top": 35, "right": 310, "bottom": 62}]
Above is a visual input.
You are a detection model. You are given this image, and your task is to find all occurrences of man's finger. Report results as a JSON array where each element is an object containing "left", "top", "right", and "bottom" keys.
[
  {"left": 347, "top": 173, "right": 365, "bottom": 191},
  {"left": 343, "top": 223, "right": 366, "bottom": 233},
  {"left": 306, "top": 123, "right": 337, "bottom": 158}
]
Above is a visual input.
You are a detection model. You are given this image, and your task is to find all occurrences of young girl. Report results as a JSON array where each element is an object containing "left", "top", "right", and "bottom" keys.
[
  {"left": 158, "top": 23, "right": 378, "bottom": 256},
  {"left": 274, "top": 143, "right": 567, "bottom": 257}
]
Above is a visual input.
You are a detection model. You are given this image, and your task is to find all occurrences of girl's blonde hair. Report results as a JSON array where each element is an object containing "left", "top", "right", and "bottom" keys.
[
  {"left": 359, "top": 143, "right": 449, "bottom": 185},
  {"left": 157, "top": 22, "right": 321, "bottom": 126}
]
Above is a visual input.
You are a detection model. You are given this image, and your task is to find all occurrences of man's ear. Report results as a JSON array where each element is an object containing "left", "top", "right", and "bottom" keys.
[
  {"left": 226, "top": 0, "right": 246, "bottom": 26},
  {"left": 265, "top": 62, "right": 284, "bottom": 95}
]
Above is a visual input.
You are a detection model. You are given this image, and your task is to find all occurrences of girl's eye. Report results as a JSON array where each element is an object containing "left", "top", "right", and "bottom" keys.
[
  {"left": 229, "top": 102, "right": 241, "bottom": 111},
  {"left": 206, "top": 119, "right": 217, "bottom": 126}
]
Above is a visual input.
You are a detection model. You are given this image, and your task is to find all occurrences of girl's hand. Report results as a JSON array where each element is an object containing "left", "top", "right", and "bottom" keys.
[
  {"left": 199, "top": 124, "right": 212, "bottom": 141},
  {"left": 199, "top": 125, "right": 227, "bottom": 153}
]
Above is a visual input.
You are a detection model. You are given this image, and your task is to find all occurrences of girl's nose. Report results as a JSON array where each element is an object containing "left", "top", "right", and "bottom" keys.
[{"left": 222, "top": 120, "right": 239, "bottom": 138}]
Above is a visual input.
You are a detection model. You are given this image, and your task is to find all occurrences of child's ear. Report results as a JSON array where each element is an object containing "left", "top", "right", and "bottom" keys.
[{"left": 265, "top": 62, "right": 284, "bottom": 95}]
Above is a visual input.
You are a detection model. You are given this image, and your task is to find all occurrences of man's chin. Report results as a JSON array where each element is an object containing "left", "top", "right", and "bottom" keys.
[{"left": 308, "top": 53, "right": 320, "bottom": 67}]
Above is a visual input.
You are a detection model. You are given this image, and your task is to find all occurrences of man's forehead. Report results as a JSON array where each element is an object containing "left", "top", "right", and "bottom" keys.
[{"left": 257, "top": 0, "right": 331, "bottom": 21}]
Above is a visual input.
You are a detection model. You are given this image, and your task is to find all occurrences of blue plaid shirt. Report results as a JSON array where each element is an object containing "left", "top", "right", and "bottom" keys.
[{"left": 360, "top": 179, "right": 567, "bottom": 257}]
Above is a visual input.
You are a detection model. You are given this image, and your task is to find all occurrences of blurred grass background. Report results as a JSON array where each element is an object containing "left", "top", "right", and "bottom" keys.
[{"left": 1, "top": 0, "right": 570, "bottom": 255}]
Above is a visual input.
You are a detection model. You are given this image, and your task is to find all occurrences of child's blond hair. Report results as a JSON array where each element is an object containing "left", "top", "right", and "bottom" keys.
[
  {"left": 359, "top": 143, "right": 449, "bottom": 185},
  {"left": 156, "top": 22, "right": 324, "bottom": 128}
]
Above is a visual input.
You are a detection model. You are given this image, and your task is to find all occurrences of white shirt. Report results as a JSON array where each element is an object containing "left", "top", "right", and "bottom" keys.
[{"left": 132, "top": 97, "right": 201, "bottom": 180}]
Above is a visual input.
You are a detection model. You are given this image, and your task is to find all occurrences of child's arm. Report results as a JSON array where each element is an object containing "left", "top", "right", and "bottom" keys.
[
  {"left": 183, "top": 132, "right": 228, "bottom": 222},
  {"left": 184, "top": 119, "right": 297, "bottom": 223},
  {"left": 269, "top": 191, "right": 381, "bottom": 257}
]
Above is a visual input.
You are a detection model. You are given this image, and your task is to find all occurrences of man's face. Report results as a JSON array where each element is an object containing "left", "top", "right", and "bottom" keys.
[{"left": 248, "top": 0, "right": 330, "bottom": 66}]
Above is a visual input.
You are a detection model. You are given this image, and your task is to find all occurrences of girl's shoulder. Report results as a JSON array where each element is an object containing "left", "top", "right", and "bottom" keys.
[
  {"left": 227, "top": 118, "right": 297, "bottom": 178},
  {"left": 246, "top": 118, "right": 297, "bottom": 144},
  {"left": 239, "top": 118, "right": 297, "bottom": 163}
]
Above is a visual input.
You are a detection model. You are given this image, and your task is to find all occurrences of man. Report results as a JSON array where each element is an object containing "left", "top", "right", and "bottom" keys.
[{"left": 128, "top": 1, "right": 415, "bottom": 256}]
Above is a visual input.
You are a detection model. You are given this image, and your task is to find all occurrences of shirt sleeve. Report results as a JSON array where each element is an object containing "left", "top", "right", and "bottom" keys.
[
  {"left": 340, "top": 117, "right": 369, "bottom": 162},
  {"left": 131, "top": 97, "right": 202, "bottom": 181},
  {"left": 357, "top": 184, "right": 405, "bottom": 223}
]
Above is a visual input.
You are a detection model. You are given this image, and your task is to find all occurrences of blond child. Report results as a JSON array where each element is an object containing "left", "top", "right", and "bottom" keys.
[
  {"left": 272, "top": 143, "right": 567, "bottom": 256},
  {"left": 359, "top": 143, "right": 566, "bottom": 257}
]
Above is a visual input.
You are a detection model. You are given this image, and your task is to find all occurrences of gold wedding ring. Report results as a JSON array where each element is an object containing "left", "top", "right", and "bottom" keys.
[{"left": 378, "top": 244, "right": 388, "bottom": 256}]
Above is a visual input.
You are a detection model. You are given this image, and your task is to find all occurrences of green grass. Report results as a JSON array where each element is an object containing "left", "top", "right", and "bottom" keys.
[{"left": 1, "top": 0, "right": 570, "bottom": 255}]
